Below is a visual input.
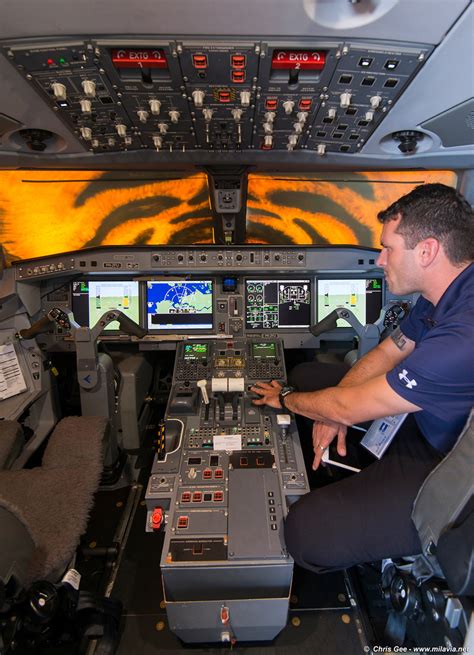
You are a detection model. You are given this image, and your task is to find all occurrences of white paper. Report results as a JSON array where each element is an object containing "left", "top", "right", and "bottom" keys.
[
  {"left": 213, "top": 433, "right": 242, "bottom": 451},
  {"left": 0, "top": 343, "right": 28, "bottom": 401}
]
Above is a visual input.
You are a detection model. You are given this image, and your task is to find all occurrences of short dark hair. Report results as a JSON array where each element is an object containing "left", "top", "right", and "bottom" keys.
[{"left": 377, "top": 183, "right": 474, "bottom": 264}]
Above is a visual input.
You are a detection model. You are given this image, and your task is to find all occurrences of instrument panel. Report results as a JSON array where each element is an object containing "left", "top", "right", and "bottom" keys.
[{"left": 9, "top": 245, "right": 402, "bottom": 350}]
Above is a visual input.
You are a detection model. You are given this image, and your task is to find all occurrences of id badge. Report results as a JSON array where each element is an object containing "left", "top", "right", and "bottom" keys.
[{"left": 360, "top": 414, "right": 408, "bottom": 459}]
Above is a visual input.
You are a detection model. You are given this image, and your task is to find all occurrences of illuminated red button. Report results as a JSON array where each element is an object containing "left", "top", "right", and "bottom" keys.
[
  {"left": 193, "top": 54, "right": 208, "bottom": 69},
  {"left": 265, "top": 98, "right": 278, "bottom": 110},
  {"left": 231, "top": 70, "right": 245, "bottom": 83},
  {"left": 150, "top": 507, "right": 163, "bottom": 531},
  {"left": 218, "top": 90, "right": 231, "bottom": 103},
  {"left": 177, "top": 516, "right": 189, "bottom": 529},
  {"left": 231, "top": 54, "right": 246, "bottom": 69},
  {"left": 299, "top": 98, "right": 312, "bottom": 110}
]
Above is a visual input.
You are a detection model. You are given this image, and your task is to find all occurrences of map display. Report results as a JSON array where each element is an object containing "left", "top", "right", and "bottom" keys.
[{"left": 147, "top": 281, "right": 213, "bottom": 330}]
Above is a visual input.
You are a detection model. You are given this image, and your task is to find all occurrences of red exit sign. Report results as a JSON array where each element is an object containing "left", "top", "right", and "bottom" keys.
[
  {"left": 111, "top": 48, "right": 168, "bottom": 68},
  {"left": 271, "top": 49, "right": 326, "bottom": 70}
]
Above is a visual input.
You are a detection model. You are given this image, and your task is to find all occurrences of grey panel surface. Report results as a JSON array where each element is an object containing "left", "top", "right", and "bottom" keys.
[
  {"left": 0, "top": 0, "right": 469, "bottom": 43},
  {"left": 228, "top": 468, "right": 286, "bottom": 560},
  {"left": 165, "top": 596, "right": 290, "bottom": 643},
  {"left": 174, "top": 509, "right": 227, "bottom": 534},
  {"left": 422, "top": 98, "right": 474, "bottom": 148},
  {"left": 163, "top": 563, "right": 292, "bottom": 601}
]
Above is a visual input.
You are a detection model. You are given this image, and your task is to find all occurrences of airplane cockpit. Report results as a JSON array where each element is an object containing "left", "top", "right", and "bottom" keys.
[{"left": 0, "top": 1, "right": 473, "bottom": 653}]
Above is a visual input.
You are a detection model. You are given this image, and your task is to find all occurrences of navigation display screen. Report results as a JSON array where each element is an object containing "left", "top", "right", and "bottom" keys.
[
  {"left": 183, "top": 343, "right": 209, "bottom": 360},
  {"left": 317, "top": 278, "right": 383, "bottom": 326},
  {"left": 146, "top": 280, "right": 213, "bottom": 330},
  {"left": 246, "top": 279, "right": 311, "bottom": 329},
  {"left": 71, "top": 280, "right": 140, "bottom": 331},
  {"left": 251, "top": 342, "right": 277, "bottom": 358}
]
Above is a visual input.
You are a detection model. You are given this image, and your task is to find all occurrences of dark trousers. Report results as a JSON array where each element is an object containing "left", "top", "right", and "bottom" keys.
[{"left": 284, "top": 362, "right": 443, "bottom": 572}]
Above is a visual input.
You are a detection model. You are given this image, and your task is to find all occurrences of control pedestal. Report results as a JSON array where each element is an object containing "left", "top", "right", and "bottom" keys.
[{"left": 145, "top": 337, "right": 309, "bottom": 643}]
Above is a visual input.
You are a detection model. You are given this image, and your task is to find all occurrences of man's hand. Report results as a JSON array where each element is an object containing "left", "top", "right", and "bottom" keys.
[
  {"left": 312, "top": 420, "right": 347, "bottom": 471},
  {"left": 250, "top": 380, "right": 283, "bottom": 409}
]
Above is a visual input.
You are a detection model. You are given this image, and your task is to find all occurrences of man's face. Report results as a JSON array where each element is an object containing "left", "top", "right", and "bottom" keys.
[{"left": 376, "top": 217, "right": 421, "bottom": 295}]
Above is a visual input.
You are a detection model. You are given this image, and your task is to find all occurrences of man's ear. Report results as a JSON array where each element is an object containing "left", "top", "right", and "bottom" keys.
[{"left": 417, "top": 237, "right": 440, "bottom": 267}]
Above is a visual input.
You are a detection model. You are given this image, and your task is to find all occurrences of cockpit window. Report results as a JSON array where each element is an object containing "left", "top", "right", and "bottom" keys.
[
  {"left": 0, "top": 171, "right": 213, "bottom": 263},
  {"left": 0, "top": 169, "right": 457, "bottom": 261},
  {"left": 246, "top": 171, "right": 457, "bottom": 246}
]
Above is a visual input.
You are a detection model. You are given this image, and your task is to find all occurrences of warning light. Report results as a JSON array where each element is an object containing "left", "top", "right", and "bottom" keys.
[
  {"left": 271, "top": 49, "right": 326, "bottom": 70},
  {"left": 47, "top": 58, "right": 55, "bottom": 66}
]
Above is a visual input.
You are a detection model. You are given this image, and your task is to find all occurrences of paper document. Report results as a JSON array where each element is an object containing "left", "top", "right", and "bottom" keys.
[{"left": 0, "top": 343, "right": 28, "bottom": 401}]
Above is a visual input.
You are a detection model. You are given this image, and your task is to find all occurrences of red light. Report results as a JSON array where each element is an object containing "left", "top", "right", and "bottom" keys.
[
  {"left": 271, "top": 49, "right": 326, "bottom": 70},
  {"left": 47, "top": 58, "right": 55, "bottom": 66},
  {"left": 111, "top": 48, "right": 168, "bottom": 69}
]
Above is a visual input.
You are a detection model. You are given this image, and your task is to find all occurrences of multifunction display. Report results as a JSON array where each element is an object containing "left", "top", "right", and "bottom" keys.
[
  {"left": 146, "top": 281, "right": 213, "bottom": 331},
  {"left": 183, "top": 343, "right": 209, "bottom": 360},
  {"left": 251, "top": 342, "right": 277, "bottom": 359},
  {"left": 71, "top": 279, "right": 140, "bottom": 331},
  {"left": 245, "top": 279, "right": 311, "bottom": 329},
  {"left": 317, "top": 278, "right": 383, "bottom": 326}
]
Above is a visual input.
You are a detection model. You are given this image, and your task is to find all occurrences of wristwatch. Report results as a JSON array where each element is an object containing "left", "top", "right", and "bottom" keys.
[{"left": 279, "top": 385, "right": 295, "bottom": 409}]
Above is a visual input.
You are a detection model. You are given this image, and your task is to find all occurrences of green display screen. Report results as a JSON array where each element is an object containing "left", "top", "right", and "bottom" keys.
[
  {"left": 251, "top": 342, "right": 276, "bottom": 358},
  {"left": 183, "top": 343, "right": 208, "bottom": 360}
]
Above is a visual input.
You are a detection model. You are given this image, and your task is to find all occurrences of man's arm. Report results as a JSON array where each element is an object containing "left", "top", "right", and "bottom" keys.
[
  {"left": 281, "top": 374, "right": 421, "bottom": 426},
  {"left": 337, "top": 327, "right": 416, "bottom": 388}
]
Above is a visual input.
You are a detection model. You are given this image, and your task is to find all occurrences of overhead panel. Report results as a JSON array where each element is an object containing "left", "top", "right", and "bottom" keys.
[{"left": 2, "top": 38, "right": 431, "bottom": 156}]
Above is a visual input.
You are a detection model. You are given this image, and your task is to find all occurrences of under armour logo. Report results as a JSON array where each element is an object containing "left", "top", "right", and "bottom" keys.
[{"left": 398, "top": 369, "right": 417, "bottom": 389}]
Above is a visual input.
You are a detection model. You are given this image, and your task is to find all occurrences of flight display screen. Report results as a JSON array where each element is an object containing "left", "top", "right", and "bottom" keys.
[
  {"left": 71, "top": 279, "right": 140, "bottom": 331},
  {"left": 183, "top": 343, "right": 209, "bottom": 360},
  {"left": 317, "top": 278, "right": 383, "bottom": 326},
  {"left": 146, "top": 280, "right": 213, "bottom": 330},
  {"left": 251, "top": 342, "right": 277, "bottom": 358},
  {"left": 246, "top": 279, "right": 311, "bottom": 329}
]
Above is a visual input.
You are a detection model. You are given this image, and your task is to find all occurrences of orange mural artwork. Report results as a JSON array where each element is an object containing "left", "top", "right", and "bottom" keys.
[
  {"left": 246, "top": 171, "right": 457, "bottom": 246},
  {"left": 0, "top": 169, "right": 456, "bottom": 262}
]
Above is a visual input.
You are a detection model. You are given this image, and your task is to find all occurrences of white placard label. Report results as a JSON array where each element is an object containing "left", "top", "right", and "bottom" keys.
[{"left": 213, "top": 434, "right": 242, "bottom": 451}]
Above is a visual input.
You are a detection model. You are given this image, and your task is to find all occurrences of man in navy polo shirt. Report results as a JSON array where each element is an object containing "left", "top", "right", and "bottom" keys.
[{"left": 251, "top": 183, "right": 473, "bottom": 571}]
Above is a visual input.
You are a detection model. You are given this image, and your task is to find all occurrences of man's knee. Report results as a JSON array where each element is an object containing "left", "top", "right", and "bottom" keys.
[{"left": 284, "top": 492, "right": 344, "bottom": 571}]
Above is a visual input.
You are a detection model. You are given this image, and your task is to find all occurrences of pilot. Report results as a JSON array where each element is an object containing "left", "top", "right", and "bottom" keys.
[{"left": 251, "top": 183, "right": 474, "bottom": 572}]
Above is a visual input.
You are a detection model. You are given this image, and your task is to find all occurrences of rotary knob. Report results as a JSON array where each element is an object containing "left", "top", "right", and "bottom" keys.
[
  {"left": 51, "top": 82, "right": 67, "bottom": 100},
  {"left": 80, "top": 98, "right": 92, "bottom": 114},
  {"left": 137, "top": 110, "right": 149, "bottom": 123},
  {"left": 116, "top": 123, "right": 127, "bottom": 137},
  {"left": 153, "top": 135, "right": 162, "bottom": 150},
  {"left": 365, "top": 110, "right": 374, "bottom": 122},
  {"left": 317, "top": 143, "right": 326, "bottom": 155},
  {"left": 296, "top": 111, "right": 308, "bottom": 123},
  {"left": 231, "top": 108, "right": 243, "bottom": 122},
  {"left": 264, "top": 134, "right": 273, "bottom": 148},
  {"left": 202, "top": 108, "right": 214, "bottom": 122},
  {"left": 283, "top": 100, "right": 295, "bottom": 115},
  {"left": 288, "top": 134, "right": 298, "bottom": 146},
  {"left": 192, "top": 90, "right": 205, "bottom": 107},
  {"left": 157, "top": 122, "right": 168, "bottom": 135},
  {"left": 80, "top": 126, "right": 92, "bottom": 140},
  {"left": 370, "top": 95, "right": 382, "bottom": 109},
  {"left": 169, "top": 110, "right": 180, "bottom": 123},
  {"left": 149, "top": 99, "right": 161, "bottom": 115},
  {"left": 340, "top": 92, "right": 352, "bottom": 109},
  {"left": 263, "top": 122, "right": 273, "bottom": 134},
  {"left": 328, "top": 107, "right": 337, "bottom": 119},
  {"left": 293, "top": 122, "right": 303, "bottom": 134},
  {"left": 240, "top": 91, "right": 251, "bottom": 107},
  {"left": 264, "top": 111, "right": 276, "bottom": 123},
  {"left": 81, "top": 80, "right": 96, "bottom": 98}
]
